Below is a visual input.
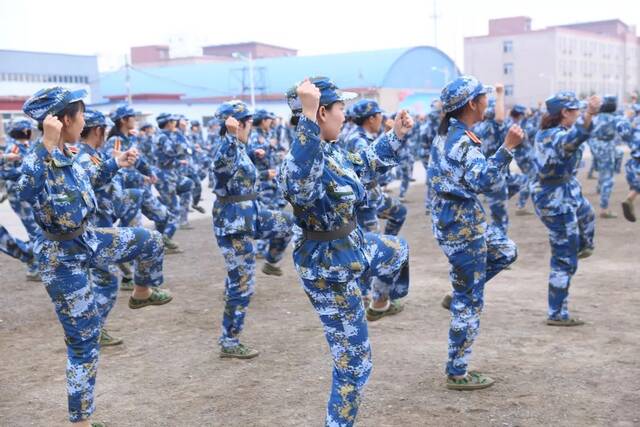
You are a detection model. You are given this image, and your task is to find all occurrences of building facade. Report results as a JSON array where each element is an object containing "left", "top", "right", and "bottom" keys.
[{"left": 464, "top": 17, "right": 640, "bottom": 107}]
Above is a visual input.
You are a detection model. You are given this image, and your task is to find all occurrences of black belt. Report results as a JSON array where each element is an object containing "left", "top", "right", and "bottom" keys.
[
  {"left": 42, "top": 222, "right": 86, "bottom": 242},
  {"left": 539, "top": 176, "right": 572, "bottom": 186},
  {"left": 217, "top": 194, "right": 257, "bottom": 205},
  {"left": 437, "top": 193, "right": 466, "bottom": 202},
  {"left": 302, "top": 221, "right": 356, "bottom": 241}
]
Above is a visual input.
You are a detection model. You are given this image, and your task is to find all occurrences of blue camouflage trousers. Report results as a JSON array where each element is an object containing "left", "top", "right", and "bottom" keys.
[
  {"left": 0, "top": 224, "right": 32, "bottom": 263},
  {"left": 155, "top": 171, "right": 193, "bottom": 236},
  {"left": 486, "top": 173, "right": 526, "bottom": 232},
  {"left": 39, "top": 226, "right": 164, "bottom": 422},
  {"left": 625, "top": 158, "right": 640, "bottom": 192},
  {"left": 398, "top": 159, "right": 413, "bottom": 198},
  {"left": 115, "top": 188, "right": 143, "bottom": 227},
  {"left": 359, "top": 232, "right": 410, "bottom": 302},
  {"left": 438, "top": 225, "right": 517, "bottom": 376},
  {"left": 376, "top": 194, "right": 407, "bottom": 236},
  {"left": 301, "top": 276, "right": 372, "bottom": 427},
  {"left": 214, "top": 209, "right": 293, "bottom": 348},
  {"left": 422, "top": 159, "right": 433, "bottom": 213},
  {"left": 538, "top": 196, "right": 595, "bottom": 320},
  {"left": 591, "top": 140, "right": 617, "bottom": 209},
  {"left": 139, "top": 184, "right": 175, "bottom": 237}
]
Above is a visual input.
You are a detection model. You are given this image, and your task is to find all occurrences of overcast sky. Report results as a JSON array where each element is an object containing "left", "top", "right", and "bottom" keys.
[{"left": 1, "top": 0, "right": 639, "bottom": 72}]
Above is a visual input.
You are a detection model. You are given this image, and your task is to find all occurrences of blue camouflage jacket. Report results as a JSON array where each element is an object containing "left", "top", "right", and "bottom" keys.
[
  {"left": 279, "top": 116, "right": 402, "bottom": 282},
  {"left": 210, "top": 133, "right": 260, "bottom": 236},
  {"left": 17, "top": 142, "right": 118, "bottom": 237},
  {"left": 531, "top": 120, "right": 593, "bottom": 216},
  {"left": 428, "top": 118, "right": 513, "bottom": 247}
]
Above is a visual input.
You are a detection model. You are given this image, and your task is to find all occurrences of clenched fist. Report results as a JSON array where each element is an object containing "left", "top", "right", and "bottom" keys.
[
  {"left": 297, "top": 79, "right": 321, "bottom": 122},
  {"left": 393, "top": 110, "right": 414, "bottom": 140}
]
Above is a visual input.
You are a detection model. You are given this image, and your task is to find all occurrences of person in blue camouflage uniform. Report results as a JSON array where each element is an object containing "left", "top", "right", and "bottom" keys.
[
  {"left": 137, "top": 122, "right": 157, "bottom": 165},
  {"left": 346, "top": 99, "right": 407, "bottom": 236},
  {"left": 175, "top": 115, "right": 197, "bottom": 227},
  {"left": 154, "top": 113, "right": 194, "bottom": 242},
  {"left": 19, "top": 87, "right": 173, "bottom": 426},
  {"left": 76, "top": 109, "right": 134, "bottom": 346},
  {"left": 428, "top": 75, "right": 522, "bottom": 390},
  {"left": 589, "top": 96, "right": 627, "bottom": 218},
  {"left": 506, "top": 105, "right": 539, "bottom": 215},
  {"left": 188, "top": 120, "right": 207, "bottom": 213},
  {"left": 210, "top": 100, "right": 294, "bottom": 359},
  {"left": 418, "top": 101, "right": 443, "bottom": 214},
  {"left": 280, "top": 77, "right": 414, "bottom": 426},
  {"left": 0, "top": 224, "right": 33, "bottom": 264},
  {"left": 1, "top": 119, "right": 41, "bottom": 279},
  {"left": 616, "top": 119, "right": 640, "bottom": 222},
  {"left": 397, "top": 118, "right": 419, "bottom": 200},
  {"left": 531, "top": 91, "right": 601, "bottom": 327},
  {"left": 247, "top": 109, "right": 280, "bottom": 257},
  {"left": 474, "top": 92, "right": 526, "bottom": 232},
  {"left": 104, "top": 106, "right": 182, "bottom": 254}
]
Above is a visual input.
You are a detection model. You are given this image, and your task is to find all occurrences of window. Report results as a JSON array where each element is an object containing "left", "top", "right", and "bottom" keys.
[
  {"left": 503, "top": 40, "right": 513, "bottom": 53},
  {"left": 503, "top": 63, "right": 514, "bottom": 75},
  {"left": 505, "top": 85, "right": 514, "bottom": 96}
]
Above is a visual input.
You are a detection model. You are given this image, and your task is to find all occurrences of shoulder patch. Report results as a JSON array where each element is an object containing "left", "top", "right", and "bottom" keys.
[{"left": 464, "top": 130, "right": 483, "bottom": 145}]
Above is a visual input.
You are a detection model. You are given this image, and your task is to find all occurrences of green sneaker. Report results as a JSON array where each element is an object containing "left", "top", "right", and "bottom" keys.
[
  {"left": 91, "top": 422, "right": 106, "bottom": 427},
  {"left": 446, "top": 371, "right": 495, "bottom": 390},
  {"left": 120, "top": 276, "right": 134, "bottom": 291},
  {"left": 219, "top": 343, "right": 260, "bottom": 359},
  {"left": 577, "top": 248, "right": 594, "bottom": 259},
  {"left": 622, "top": 200, "right": 636, "bottom": 222},
  {"left": 162, "top": 236, "right": 183, "bottom": 254},
  {"left": 366, "top": 300, "right": 404, "bottom": 321},
  {"left": 99, "top": 328, "right": 123, "bottom": 346},
  {"left": 546, "top": 317, "right": 585, "bottom": 327},
  {"left": 262, "top": 262, "right": 283, "bottom": 276},
  {"left": 192, "top": 204, "right": 206, "bottom": 214},
  {"left": 129, "top": 288, "right": 173, "bottom": 309},
  {"left": 180, "top": 222, "right": 194, "bottom": 230}
]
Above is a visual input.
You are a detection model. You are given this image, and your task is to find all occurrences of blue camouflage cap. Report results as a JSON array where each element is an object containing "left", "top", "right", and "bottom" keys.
[
  {"left": 22, "top": 86, "right": 87, "bottom": 122},
  {"left": 190, "top": 120, "right": 201, "bottom": 127},
  {"left": 286, "top": 77, "right": 358, "bottom": 115},
  {"left": 215, "top": 100, "right": 253, "bottom": 122},
  {"left": 139, "top": 122, "right": 153, "bottom": 131},
  {"left": 84, "top": 109, "right": 108, "bottom": 128},
  {"left": 253, "top": 109, "right": 276, "bottom": 121},
  {"left": 110, "top": 104, "right": 140, "bottom": 121},
  {"left": 351, "top": 99, "right": 383, "bottom": 120},
  {"left": 10, "top": 119, "right": 34, "bottom": 132},
  {"left": 545, "top": 91, "right": 581, "bottom": 115},
  {"left": 156, "top": 112, "right": 177, "bottom": 126},
  {"left": 440, "top": 75, "right": 493, "bottom": 113},
  {"left": 512, "top": 104, "right": 527, "bottom": 115}
]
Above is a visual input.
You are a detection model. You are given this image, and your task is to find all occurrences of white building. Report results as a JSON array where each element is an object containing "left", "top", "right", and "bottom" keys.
[{"left": 464, "top": 17, "right": 640, "bottom": 107}]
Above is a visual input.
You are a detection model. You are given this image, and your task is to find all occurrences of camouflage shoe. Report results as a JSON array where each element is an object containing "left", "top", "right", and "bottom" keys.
[
  {"left": 99, "top": 328, "right": 123, "bottom": 346},
  {"left": 366, "top": 300, "right": 404, "bottom": 321},
  {"left": 162, "top": 236, "right": 183, "bottom": 254},
  {"left": 546, "top": 317, "right": 585, "bottom": 327},
  {"left": 192, "top": 204, "right": 206, "bottom": 214},
  {"left": 180, "top": 222, "right": 194, "bottom": 230},
  {"left": 262, "top": 262, "right": 283, "bottom": 276},
  {"left": 129, "top": 288, "right": 173, "bottom": 309},
  {"left": 446, "top": 371, "right": 495, "bottom": 390},
  {"left": 622, "top": 200, "right": 636, "bottom": 222},
  {"left": 441, "top": 293, "right": 452, "bottom": 310},
  {"left": 220, "top": 343, "right": 260, "bottom": 359},
  {"left": 91, "top": 422, "right": 107, "bottom": 427}
]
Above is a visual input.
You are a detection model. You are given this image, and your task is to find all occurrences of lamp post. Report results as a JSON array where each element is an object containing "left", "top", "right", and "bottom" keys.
[{"left": 232, "top": 52, "right": 255, "bottom": 109}]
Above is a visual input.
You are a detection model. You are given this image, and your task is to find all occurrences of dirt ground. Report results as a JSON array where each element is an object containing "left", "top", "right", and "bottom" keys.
[{"left": 1, "top": 167, "right": 639, "bottom": 427}]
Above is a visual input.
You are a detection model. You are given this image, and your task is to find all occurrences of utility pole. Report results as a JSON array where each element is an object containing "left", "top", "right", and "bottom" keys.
[{"left": 430, "top": 0, "right": 439, "bottom": 48}]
